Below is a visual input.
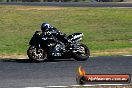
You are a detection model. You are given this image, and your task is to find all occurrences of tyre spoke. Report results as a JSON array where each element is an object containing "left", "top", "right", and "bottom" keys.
[{"left": 27, "top": 46, "right": 47, "bottom": 62}]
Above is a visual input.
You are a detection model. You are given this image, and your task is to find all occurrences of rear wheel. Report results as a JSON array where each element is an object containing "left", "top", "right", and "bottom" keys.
[
  {"left": 72, "top": 44, "right": 90, "bottom": 61},
  {"left": 27, "top": 46, "right": 47, "bottom": 62}
]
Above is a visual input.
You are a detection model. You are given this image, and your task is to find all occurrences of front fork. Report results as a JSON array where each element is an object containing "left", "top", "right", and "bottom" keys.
[{"left": 34, "top": 44, "right": 41, "bottom": 54}]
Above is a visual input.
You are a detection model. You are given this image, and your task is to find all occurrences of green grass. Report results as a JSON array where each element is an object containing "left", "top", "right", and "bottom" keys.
[{"left": 0, "top": 5, "right": 132, "bottom": 56}]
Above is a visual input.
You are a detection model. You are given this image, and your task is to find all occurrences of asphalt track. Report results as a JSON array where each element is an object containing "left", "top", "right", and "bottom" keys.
[
  {"left": 0, "top": 2, "right": 132, "bottom": 7},
  {"left": 0, "top": 56, "right": 132, "bottom": 88}
]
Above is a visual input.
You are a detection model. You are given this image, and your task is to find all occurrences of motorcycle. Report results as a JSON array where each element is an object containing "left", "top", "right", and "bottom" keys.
[{"left": 27, "top": 31, "right": 90, "bottom": 62}]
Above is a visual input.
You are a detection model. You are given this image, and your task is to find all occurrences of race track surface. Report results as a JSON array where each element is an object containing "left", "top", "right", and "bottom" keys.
[
  {"left": 0, "top": 2, "right": 132, "bottom": 7},
  {"left": 0, "top": 56, "right": 132, "bottom": 88}
]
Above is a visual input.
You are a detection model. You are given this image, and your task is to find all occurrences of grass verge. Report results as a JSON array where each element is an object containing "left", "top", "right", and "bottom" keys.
[{"left": 0, "top": 5, "right": 132, "bottom": 57}]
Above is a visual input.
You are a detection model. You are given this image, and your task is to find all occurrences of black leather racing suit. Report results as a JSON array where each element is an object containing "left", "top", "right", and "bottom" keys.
[{"left": 42, "top": 27, "right": 69, "bottom": 44}]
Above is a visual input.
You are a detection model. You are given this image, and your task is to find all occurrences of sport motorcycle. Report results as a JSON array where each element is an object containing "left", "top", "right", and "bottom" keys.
[{"left": 27, "top": 31, "right": 90, "bottom": 62}]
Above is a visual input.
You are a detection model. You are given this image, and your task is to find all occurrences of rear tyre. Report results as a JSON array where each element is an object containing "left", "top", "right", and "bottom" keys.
[
  {"left": 27, "top": 46, "right": 47, "bottom": 62},
  {"left": 76, "top": 76, "right": 87, "bottom": 85},
  {"left": 73, "top": 44, "right": 90, "bottom": 61}
]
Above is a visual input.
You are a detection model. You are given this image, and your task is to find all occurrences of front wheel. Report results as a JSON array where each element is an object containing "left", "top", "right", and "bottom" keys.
[
  {"left": 27, "top": 46, "right": 47, "bottom": 62},
  {"left": 72, "top": 44, "right": 90, "bottom": 61}
]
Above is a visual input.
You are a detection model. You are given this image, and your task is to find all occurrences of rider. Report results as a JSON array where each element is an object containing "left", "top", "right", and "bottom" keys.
[{"left": 41, "top": 22, "right": 71, "bottom": 45}]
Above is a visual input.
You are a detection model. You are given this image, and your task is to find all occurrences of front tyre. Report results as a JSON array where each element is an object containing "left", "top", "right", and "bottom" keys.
[
  {"left": 27, "top": 46, "right": 47, "bottom": 62},
  {"left": 73, "top": 44, "right": 90, "bottom": 61}
]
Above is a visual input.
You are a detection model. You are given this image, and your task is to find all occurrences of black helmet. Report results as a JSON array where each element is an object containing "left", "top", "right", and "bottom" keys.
[{"left": 41, "top": 23, "right": 52, "bottom": 32}]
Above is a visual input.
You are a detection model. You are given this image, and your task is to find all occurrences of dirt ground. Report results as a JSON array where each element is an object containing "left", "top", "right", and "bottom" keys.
[
  {"left": 0, "top": 54, "right": 27, "bottom": 59},
  {"left": 16, "top": 7, "right": 65, "bottom": 11}
]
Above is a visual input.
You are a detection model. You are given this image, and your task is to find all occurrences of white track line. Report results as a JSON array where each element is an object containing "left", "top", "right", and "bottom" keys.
[
  {"left": 25, "top": 84, "right": 130, "bottom": 88},
  {"left": 123, "top": 55, "right": 132, "bottom": 56},
  {"left": 46, "top": 86, "right": 68, "bottom": 88},
  {"left": 25, "top": 87, "right": 46, "bottom": 88},
  {"left": 71, "top": 84, "right": 129, "bottom": 86}
]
